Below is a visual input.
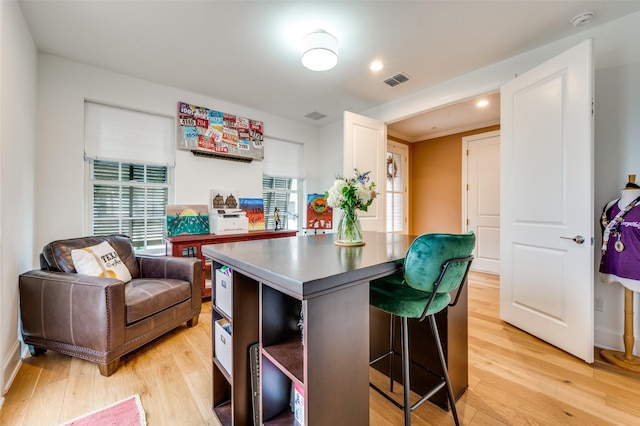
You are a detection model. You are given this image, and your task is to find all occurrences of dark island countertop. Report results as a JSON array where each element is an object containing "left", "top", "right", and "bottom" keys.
[{"left": 202, "top": 231, "right": 415, "bottom": 298}]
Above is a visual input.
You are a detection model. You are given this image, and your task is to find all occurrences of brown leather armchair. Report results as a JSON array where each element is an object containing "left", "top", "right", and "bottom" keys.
[{"left": 19, "top": 234, "right": 202, "bottom": 376}]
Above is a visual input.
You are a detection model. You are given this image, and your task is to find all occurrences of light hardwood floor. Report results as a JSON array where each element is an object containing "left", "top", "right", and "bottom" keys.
[{"left": 2, "top": 272, "right": 639, "bottom": 425}]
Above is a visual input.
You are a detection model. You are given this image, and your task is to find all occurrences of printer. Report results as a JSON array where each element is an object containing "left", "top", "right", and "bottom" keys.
[{"left": 209, "top": 209, "right": 249, "bottom": 235}]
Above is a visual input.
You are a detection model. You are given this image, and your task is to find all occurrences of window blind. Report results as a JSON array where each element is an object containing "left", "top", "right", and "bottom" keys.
[
  {"left": 262, "top": 176, "right": 298, "bottom": 230},
  {"left": 91, "top": 160, "right": 169, "bottom": 249},
  {"left": 263, "top": 138, "right": 304, "bottom": 178},
  {"left": 84, "top": 102, "right": 175, "bottom": 166}
]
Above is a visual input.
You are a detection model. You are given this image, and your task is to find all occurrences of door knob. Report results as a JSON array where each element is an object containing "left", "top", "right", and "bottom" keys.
[{"left": 560, "top": 235, "right": 585, "bottom": 244}]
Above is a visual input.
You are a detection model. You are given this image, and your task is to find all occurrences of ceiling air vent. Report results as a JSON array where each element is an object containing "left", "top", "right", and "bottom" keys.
[
  {"left": 305, "top": 111, "right": 327, "bottom": 120},
  {"left": 383, "top": 72, "right": 410, "bottom": 87}
]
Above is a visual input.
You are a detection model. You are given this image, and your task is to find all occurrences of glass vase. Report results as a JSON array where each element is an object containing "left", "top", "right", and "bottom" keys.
[{"left": 335, "top": 210, "right": 365, "bottom": 246}]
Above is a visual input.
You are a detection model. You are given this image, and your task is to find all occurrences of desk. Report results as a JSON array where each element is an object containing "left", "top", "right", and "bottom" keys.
[{"left": 202, "top": 231, "right": 467, "bottom": 425}]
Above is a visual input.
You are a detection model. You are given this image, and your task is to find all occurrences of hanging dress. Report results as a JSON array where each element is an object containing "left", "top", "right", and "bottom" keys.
[{"left": 600, "top": 198, "right": 640, "bottom": 283}]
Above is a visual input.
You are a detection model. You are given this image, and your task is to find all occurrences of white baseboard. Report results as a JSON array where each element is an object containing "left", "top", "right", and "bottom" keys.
[
  {"left": 3, "top": 340, "right": 24, "bottom": 396},
  {"left": 595, "top": 326, "right": 639, "bottom": 355}
]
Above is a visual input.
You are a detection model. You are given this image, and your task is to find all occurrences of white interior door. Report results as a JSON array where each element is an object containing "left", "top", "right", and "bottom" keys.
[
  {"left": 344, "top": 111, "right": 386, "bottom": 232},
  {"left": 464, "top": 130, "right": 500, "bottom": 274},
  {"left": 500, "top": 40, "right": 594, "bottom": 362}
]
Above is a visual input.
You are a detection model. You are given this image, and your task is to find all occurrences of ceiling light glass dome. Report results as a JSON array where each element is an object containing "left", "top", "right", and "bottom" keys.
[{"left": 301, "top": 30, "right": 338, "bottom": 71}]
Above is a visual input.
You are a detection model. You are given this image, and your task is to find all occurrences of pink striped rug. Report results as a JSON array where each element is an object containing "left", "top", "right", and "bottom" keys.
[{"left": 60, "top": 394, "right": 146, "bottom": 426}]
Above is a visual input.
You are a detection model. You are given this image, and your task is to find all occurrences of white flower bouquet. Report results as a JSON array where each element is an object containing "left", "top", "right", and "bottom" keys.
[
  {"left": 325, "top": 169, "right": 377, "bottom": 246},
  {"left": 326, "top": 169, "right": 377, "bottom": 213}
]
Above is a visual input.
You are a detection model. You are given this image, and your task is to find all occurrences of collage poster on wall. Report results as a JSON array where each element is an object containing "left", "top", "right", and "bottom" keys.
[
  {"left": 306, "top": 193, "right": 333, "bottom": 230},
  {"left": 177, "top": 101, "right": 264, "bottom": 161}
]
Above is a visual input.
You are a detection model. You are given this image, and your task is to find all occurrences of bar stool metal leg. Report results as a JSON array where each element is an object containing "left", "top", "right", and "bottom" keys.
[
  {"left": 371, "top": 313, "right": 461, "bottom": 426},
  {"left": 401, "top": 316, "right": 411, "bottom": 426},
  {"left": 390, "top": 314, "right": 396, "bottom": 392},
  {"left": 429, "top": 315, "right": 460, "bottom": 426}
]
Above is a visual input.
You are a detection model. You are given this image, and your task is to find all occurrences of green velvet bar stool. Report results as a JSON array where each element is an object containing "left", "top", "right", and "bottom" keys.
[{"left": 369, "top": 232, "right": 475, "bottom": 426}]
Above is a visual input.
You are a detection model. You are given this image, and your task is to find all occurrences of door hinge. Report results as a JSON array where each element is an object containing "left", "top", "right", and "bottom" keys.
[{"left": 466, "top": 219, "right": 470, "bottom": 225}]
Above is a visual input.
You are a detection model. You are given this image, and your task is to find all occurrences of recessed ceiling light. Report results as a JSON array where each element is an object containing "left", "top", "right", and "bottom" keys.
[
  {"left": 369, "top": 60, "right": 384, "bottom": 72},
  {"left": 476, "top": 99, "right": 489, "bottom": 108}
]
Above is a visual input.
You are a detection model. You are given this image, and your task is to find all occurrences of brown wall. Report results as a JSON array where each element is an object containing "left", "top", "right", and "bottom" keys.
[{"left": 409, "top": 125, "right": 499, "bottom": 235}]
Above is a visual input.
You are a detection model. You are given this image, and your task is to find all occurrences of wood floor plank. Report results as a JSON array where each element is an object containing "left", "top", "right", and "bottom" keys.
[
  {"left": 59, "top": 360, "right": 106, "bottom": 424},
  {"left": 466, "top": 409, "right": 510, "bottom": 426},
  {"left": 22, "top": 377, "right": 67, "bottom": 425},
  {"left": 2, "top": 272, "right": 640, "bottom": 425}
]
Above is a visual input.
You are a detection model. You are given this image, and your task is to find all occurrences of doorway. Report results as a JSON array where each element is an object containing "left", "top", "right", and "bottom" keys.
[{"left": 387, "top": 93, "right": 500, "bottom": 237}]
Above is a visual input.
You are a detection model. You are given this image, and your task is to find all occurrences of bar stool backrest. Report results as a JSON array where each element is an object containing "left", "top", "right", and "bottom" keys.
[{"left": 403, "top": 232, "right": 476, "bottom": 294}]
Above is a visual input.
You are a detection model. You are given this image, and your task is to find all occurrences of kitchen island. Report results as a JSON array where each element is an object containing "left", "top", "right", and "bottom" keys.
[{"left": 203, "top": 231, "right": 467, "bottom": 425}]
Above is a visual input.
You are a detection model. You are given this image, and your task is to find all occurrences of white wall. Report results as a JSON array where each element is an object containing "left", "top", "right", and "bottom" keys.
[
  {"left": 35, "top": 54, "right": 320, "bottom": 257},
  {"left": 0, "top": 0, "right": 38, "bottom": 401},
  {"left": 308, "top": 119, "right": 342, "bottom": 193},
  {"left": 317, "top": 11, "right": 640, "bottom": 355},
  {"left": 593, "top": 61, "right": 640, "bottom": 353}
]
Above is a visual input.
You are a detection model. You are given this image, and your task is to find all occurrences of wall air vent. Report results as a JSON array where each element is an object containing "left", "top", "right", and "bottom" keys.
[
  {"left": 383, "top": 72, "right": 410, "bottom": 87},
  {"left": 305, "top": 111, "right": 327, "bottom": 120}
]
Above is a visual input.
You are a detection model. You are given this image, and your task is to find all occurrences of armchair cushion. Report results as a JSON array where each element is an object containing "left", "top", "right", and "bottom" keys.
[
  {"left": 71, "top": 241, "right": 133, "bottom": 283},
  {"left": 125, "top": 278, "right": 191, "bottom": 323}
]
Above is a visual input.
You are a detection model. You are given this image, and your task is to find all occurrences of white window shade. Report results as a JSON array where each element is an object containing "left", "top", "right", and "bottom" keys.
[
  {"left": 84, "top": 102, "right": 175, "bottom": 166},
  {"left": 263, "top": 138, "right": 305, "bottom": 178}
]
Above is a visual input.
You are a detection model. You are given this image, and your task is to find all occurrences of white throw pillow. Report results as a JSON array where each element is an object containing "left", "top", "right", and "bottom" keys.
[{"left": 71, "top": 241, "right": 133, "bottom": 283}]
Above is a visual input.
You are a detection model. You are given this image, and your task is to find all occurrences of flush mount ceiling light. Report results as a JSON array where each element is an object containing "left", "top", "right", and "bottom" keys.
[{"left": 301, "top": 30, "right": 338, "bottom": 71}]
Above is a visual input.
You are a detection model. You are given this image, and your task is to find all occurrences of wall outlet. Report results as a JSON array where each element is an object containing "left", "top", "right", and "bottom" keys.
[{"left": 594, "top": 296, "right": 604, "bottom": 312}]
